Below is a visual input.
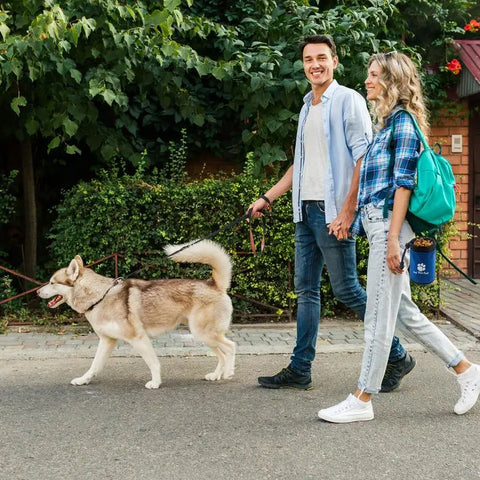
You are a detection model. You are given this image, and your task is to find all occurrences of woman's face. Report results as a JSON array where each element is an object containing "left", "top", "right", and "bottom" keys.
[{"left": 365, "top": 60, "right": 383, "bottom": 101}]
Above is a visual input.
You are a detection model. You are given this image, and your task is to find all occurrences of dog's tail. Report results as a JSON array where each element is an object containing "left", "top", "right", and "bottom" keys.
[{"left": 164, "top": 240, "right": 232, "bottom": 291}]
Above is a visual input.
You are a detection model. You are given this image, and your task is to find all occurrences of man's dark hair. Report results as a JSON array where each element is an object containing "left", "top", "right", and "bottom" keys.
[{"left": 300, "top": 35, "right": 337, "bottom": 58}]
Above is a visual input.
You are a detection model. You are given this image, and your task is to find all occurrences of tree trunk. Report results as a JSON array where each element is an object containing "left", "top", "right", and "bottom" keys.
[{"left": 21, "top": 137, "right": 37, "bottom": 279}]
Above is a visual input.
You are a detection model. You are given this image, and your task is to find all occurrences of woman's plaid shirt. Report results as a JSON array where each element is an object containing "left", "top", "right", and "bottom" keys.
[{"left": 351, "top": 108, "right": 421, "bottom": 235}]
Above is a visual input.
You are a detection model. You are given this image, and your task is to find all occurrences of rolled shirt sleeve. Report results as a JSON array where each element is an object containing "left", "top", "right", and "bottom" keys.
[{"left": 392, "top": 111, "right": 420, "bottom": 190}]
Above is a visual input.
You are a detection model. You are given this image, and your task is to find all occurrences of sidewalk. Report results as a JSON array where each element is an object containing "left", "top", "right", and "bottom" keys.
[
  {"left": 1, "top": 277, "right": 479, "bottom": 360},
  {"left": 440, "top": 277, "right": 480, "bottom": 339},
  {"left": 1, "top": 318, "right": 479, "bottom": 360}
]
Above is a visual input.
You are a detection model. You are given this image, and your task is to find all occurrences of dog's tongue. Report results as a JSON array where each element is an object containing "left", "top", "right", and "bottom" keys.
[{"left": 48, "top": 295, "right": 62, "bottom": 308}]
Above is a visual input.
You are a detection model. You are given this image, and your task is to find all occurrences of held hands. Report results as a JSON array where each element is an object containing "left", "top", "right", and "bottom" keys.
[
  {"left": 328, "top": 209, "right": 354, "bottom": 241},
  {"left": 387, "top": 237, "right": 404, "bottom": 274}
]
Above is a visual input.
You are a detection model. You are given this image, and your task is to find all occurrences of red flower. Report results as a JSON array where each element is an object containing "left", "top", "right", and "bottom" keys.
[
  {"left": 446, "top": 59, "right": 462, "bottom": 75},
  {"left": 464, "top": 19, "right": 480, "bottom": 33}
]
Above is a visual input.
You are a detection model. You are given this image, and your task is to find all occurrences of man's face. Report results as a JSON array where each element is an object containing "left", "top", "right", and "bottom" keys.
[{"left": 302, "top": 43, "right": 338, "bottom": 88}]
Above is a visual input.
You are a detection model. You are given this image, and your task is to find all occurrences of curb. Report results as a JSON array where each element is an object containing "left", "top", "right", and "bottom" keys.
[{"left": 439, "top": 309, "right": 480, "bottom": 341}]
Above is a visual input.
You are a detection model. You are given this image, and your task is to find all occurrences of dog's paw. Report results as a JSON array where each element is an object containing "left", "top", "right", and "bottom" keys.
[
  {"left": 205, "top": 372, "right": 222, "bottom": 381},
  {"left": 145, "top": 380, "right": 161, "bottom": 389},
  {"left": 71, "top": 376, "right": 91, "bottom": 386}
]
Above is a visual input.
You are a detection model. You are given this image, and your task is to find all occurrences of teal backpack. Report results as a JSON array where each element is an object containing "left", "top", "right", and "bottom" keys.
[
  {"left": 386, "top": 109, "right": 476, "bottom": 284},
  {"left": 385, "top": 109, "right": 456, "bottom": 235}
]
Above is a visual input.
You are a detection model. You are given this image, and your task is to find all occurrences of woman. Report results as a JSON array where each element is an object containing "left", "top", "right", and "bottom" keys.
[{"left": 317, "top": 52, "right": 480, "bottom": 423}]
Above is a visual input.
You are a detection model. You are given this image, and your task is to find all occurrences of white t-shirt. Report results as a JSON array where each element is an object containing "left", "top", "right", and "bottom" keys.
[{"left": 301, "top": 103, "right": 329, "bottom": 200}]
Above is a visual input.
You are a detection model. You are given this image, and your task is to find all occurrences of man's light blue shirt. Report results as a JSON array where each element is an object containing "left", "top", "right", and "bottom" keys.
[{"left": 292, "top": 80, "right": 373, "bottom": 224}]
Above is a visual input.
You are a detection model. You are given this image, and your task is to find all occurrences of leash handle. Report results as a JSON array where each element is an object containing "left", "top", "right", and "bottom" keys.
[{"left": 247, "top": 208, "right": 268, "bottom": 256}]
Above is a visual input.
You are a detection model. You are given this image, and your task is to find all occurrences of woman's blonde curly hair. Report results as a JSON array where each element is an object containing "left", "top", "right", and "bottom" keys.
[{"left": 368, "top": 52, "right": 429, "bottom": 138}]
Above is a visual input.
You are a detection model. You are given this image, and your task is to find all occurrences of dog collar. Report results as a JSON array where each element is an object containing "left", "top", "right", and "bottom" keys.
[{"left": 85, "top": 278, "right": 123, "bottom": 312}]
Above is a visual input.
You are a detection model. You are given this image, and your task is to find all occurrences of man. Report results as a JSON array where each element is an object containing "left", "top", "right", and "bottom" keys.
[{"left": 248, "top": 35, "right": 415, "bottom": 392}]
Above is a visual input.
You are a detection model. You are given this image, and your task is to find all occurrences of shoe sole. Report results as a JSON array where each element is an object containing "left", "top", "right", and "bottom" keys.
[
  {"left": 258, "top": 382, "right": 313, "bottom": 391},
  {"left": 318, "top": 412, "right": 374, "bottom": 423},
  {"left": 380, "top": 358, "right": 416, "bottom": 393}
]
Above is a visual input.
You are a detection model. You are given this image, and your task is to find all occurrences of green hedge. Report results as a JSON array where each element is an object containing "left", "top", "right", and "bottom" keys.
[
  {"left": 46, "top": 163, "right": 442, "bottom": 320},
  {"left": 47, "top": 163, "right": 299, "bottom": 318}
]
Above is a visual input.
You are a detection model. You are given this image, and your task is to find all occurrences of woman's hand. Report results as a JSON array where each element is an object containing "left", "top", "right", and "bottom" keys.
[
  {"left": 386, "top": 237, "right": 404, "bottom": 274},
  {"left": 387, "top": 187, "right": 412, "bottom": 274}
]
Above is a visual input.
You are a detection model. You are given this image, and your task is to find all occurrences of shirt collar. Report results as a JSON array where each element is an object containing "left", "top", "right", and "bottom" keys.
[{"left": 303, "top": 79, "right": 339, "bottom": 105}]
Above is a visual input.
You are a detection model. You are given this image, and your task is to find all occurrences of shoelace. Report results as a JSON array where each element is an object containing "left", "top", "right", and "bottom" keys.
[
  {"left": 460, "top": 379, "right": 478, "bottom": 397},
  {"left": 277, "top": 368, "right": 291, "bottom": 380},
  {"left": 384, "top": 363, "right": 395, "bottom": 378},
  {"left": 331, "top": 397, "right": 356, "bottom": 412}
]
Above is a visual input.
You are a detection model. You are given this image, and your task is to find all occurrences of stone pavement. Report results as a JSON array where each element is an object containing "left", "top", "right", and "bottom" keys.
[
  {"left": 1, "top": 318, "right": 479, "bottom": 360},
  {"left": 1, "top": 277, "right": 479, "bottom": 360},
  {"left": 440, "top": 277, "right": 480, "bottom": 339}
]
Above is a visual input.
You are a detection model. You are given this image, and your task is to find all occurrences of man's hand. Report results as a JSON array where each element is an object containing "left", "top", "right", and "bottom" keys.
[
  {"left": 246, "top": 197, "right": 268, "bottom": 221},
  {"left": 328, "top": 209, "right": 355, "bottom": 240}
]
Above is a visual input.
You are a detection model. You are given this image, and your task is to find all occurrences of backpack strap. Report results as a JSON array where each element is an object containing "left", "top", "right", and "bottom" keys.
[
  {"left": 393, "top": 109, "right": 430, "bottom": 150},
  {"left": 383, "top": 108, "right": 429, "bottom": 219}
]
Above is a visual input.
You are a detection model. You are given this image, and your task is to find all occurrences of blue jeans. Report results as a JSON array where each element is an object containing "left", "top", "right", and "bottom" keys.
[
  {"left": 357, "top": 204, "right": 463, "bottom": 393},
  {"left": 289, "top": 201, "right": 405, "bottom": 374}
]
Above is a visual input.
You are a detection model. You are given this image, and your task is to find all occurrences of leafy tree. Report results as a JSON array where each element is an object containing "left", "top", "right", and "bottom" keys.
[
  {"left": 0, "top": 0, "right": 475, "bottom": 276},
  {"left": 0, "top": 0, "right": 237, "bottom": 274}
]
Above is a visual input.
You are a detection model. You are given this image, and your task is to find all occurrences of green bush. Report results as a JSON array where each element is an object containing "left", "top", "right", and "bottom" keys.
[
  {"left": 46, "top": 161, "right": 445, "bottom": 320},
  {"left": 47, "top": 162, "right": 300, "bottom": 318}
]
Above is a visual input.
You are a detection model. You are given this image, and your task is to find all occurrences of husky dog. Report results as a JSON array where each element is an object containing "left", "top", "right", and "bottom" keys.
[{"left": 38, "top": 240, "right": 235, "bottom": 388}]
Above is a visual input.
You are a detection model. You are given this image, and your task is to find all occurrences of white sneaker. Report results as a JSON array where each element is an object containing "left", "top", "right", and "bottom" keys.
[
  {"left": 318, "top": 394, "right": 374, "bottom": 423},
  {"left": 454, "top": 364, "right": 480, "bottom": 415}
]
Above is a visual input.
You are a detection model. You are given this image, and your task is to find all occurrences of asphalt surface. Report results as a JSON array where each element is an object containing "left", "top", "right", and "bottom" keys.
[
  {"left": 2, "top": 278, "right": 480, "bottom": 480},
  {"left": 1, "top": 349, "right": 480, "bottom": 480}
]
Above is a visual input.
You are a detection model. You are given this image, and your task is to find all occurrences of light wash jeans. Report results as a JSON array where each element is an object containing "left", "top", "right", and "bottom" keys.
[
  {"left": 289, "top": 201, "right": 406, "bottom": 374},
  {"left": 358, "top": 203, "right": 464, "bottom": 393}
]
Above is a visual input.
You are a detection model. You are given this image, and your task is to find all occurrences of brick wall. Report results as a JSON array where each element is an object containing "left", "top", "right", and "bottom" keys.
[{"left": 429, "top": 101, "right": 469, "bottom": 276}]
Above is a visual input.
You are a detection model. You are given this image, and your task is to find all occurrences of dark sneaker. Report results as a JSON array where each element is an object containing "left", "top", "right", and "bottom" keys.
[
  {"left": 380, "top": 352, "right": 416, "bottom": 393},
  {"left": 258, "top": 367, "right": 312, "bottom": 390}
]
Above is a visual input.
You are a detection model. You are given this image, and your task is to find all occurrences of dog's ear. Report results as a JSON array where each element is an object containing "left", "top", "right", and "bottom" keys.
[
  {"left": 66, "top": 256, "right": 83, "bottom": 282},
  {"left": 74, "top": 255, "right": 84, "bottom": 269}
]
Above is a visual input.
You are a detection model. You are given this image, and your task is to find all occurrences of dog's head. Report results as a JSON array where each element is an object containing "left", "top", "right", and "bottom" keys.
[{"left": 37, "top": 255, "right": 85, "bottom": 309}]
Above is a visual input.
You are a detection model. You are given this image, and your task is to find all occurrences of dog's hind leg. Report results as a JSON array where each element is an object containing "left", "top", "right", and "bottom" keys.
[
  {"left": 127, "top": 336, "right": 161, "bottom": 389},
  {"left": 71, "top": 335, "right": 117, "bottom": 386},
  {"left": 204, "top": 344, "right": 227, "bottom": 381},
  {"left": 217, "top": 335, "right": 236, "bottom": 379},
  {"left": 201, "top": 333, "right": 236, "bottom": 381},
  {"left": 189, "top": 304, "right": 236, "bottom": 381}
]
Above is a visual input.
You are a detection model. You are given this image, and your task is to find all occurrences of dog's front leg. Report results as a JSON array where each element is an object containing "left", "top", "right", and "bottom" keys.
[
  {"left": 127, "top": 336, "right": 161, "bottom": 389},
  {"left": 71, "top": 336, "right": 118, "bottom": 386}
]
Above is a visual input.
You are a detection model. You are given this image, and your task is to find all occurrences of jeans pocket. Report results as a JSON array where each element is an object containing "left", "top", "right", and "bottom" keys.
[
  {"left": 364, "top": 204, "right": 388, "bottom": 223},
  {"left": 313, "top": 201, "right": 325, "bottom": 214}
]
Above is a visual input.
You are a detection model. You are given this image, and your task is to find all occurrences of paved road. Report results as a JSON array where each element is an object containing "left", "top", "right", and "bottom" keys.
[
  {"left": 1, "top": 352, "right": 480, "bottom": 480},
  {"left": 1, "top": 313, "right": 480, "bottom": 480}
]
